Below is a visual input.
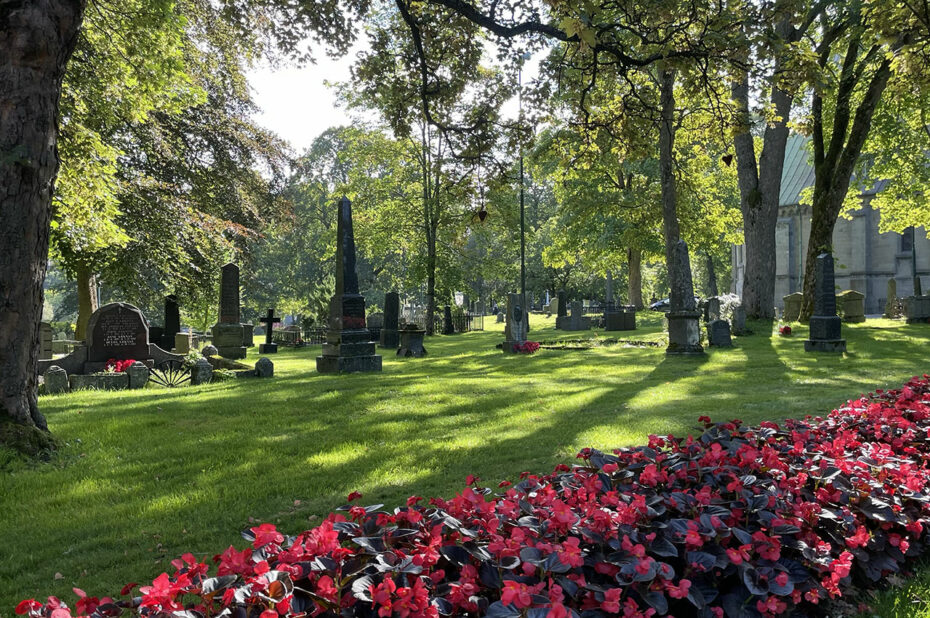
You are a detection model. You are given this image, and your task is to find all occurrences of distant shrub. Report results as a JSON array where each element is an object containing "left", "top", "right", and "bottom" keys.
[{"left": 16, "top": 376, "right": 930, "bottom": 618}]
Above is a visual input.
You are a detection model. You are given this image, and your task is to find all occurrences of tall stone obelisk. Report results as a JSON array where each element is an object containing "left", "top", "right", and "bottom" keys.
[{"left": 316, "top": 197, "right": 382, "bottom": 373}]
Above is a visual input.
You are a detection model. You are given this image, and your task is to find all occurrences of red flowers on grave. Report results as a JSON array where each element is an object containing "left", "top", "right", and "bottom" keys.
[
  {"left": 19, "top": 374, "right": 930, "bottom": 618},
  {"left": 104, "top": 358, "right": 136, "bottom": 373},
  {"left": 779, "top": 325, "right": 792, "bottom": 336},
  {"left": 514, "top": 341, "right": 540, "bottom": 354}
]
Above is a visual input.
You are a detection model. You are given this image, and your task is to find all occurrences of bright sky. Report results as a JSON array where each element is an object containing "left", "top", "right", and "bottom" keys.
[{"left": 247, "top": 43, "right": 545, "bottom": 154}]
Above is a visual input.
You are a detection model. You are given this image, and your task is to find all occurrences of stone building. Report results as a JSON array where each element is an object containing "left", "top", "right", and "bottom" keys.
[{"left": 731, "top": 135, "right": 930, "bottom": 315}]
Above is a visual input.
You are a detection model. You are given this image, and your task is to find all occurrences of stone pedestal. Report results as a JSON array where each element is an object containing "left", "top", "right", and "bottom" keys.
[
  {"left": 604, "top": 310, "right": 636, "bottom": 331},
  {"left": 317, "top": 294, "right": 382, "bottom": 373},
  {"left": 212, "top": 322, "right": 246, "bottom": 359},
  {"left": 905, "top": 296, "right": 930, "bottom": 323},
  {"left": 397, "top": 328, "right": 427, "bottom": 357},
  {"left": 665, "top": 310, "right": 704, "bottom": 355},
  {"left": 259, "top": 342, "right": 278, "bottom": 354}
]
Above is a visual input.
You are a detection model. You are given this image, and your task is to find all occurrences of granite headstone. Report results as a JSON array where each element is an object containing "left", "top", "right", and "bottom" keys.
[{"left": 805, "top": 253, "right": 846, "bottom": 352}]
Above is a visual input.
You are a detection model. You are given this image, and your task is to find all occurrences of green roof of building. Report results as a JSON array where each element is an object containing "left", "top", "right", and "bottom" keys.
[{"left": 779, "top": 134, "right": 887, "bottom": 207}]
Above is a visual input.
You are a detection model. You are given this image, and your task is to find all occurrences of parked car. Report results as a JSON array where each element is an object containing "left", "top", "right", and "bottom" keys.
[{"left": 649, "top": 296, "right": 701, "bottom": 311}]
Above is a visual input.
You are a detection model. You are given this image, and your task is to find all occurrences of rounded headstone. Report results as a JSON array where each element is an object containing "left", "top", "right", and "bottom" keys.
[
  {"left": 44, "top": 366, "right": 69, "bottom": 395},
  {"left": 86, "top": 303, "right": 150, "bottom": 363},
  {"left": 127, "top": 361, "right": 150, "bottom": 389},
  {"left": 202, "top": 344, "right": 218, "bottom": 357},
  {"left": 255, "top": 357, "right": 274, "bottom": 378}
]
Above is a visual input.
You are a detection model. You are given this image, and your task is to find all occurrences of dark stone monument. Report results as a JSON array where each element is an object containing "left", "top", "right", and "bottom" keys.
[
  {"left": 317, "top": 197, "right": 382, "bottom": 373},
  {"left": 380, "top": 291, "right": 400, "bottom": 348},
  {"left": 242, "top": 323, "right": 255, "bottom": 347},
  {"left": 665, "top": 240, "right": 704, "bottom": 356},
  {"left": 443, "top": 305, "right": 455, "bottom": 335},
  {"left": 502, "top": 293, "right": 527, "bottom": 354},
  {"left": 805, "top": 253, "right": 847, "bottom": 353},
  {"left": 162, "top": 294, "right": 180, "bottom": 350},
  {"left": 557, "top": 290, "right": 567, "bottom": 317},
  {"left": 605, "top": 309, "right": 636, "bottom": 331},
  {"left": 397, "top": 325, "right": 427, "bottom": 357},
  {"left": 559, "top": 301, "right": 591, "bottom": 331},
  {"left": 259, "top": 308, "right": 281, "bottom": 354},
  {"left": 707, "top": 319, "right": 732, "bottom": 347},
  {"left": 86, "top": 303, "right": 150, "bottom": 367},
  {"left": 212, "top": 263, "right": 246, "bottom": 359}
]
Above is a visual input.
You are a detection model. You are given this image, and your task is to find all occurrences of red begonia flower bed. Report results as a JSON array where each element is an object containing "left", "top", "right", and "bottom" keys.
[{"left": 17, "top": 375, "right": 930, "bottom": 618}]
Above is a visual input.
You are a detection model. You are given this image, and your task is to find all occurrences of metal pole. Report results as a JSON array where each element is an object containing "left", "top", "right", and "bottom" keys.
[{"left": 519, "top": 62, "right": 527, "bottom": 325}]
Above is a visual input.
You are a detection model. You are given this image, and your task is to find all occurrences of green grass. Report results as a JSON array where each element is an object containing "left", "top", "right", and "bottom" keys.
[{"left": 2, "top": 313, "right": 929, "bottom": 615}]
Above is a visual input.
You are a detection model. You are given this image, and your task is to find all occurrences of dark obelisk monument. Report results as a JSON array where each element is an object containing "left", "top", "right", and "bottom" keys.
[
  {"left": 805, "top": 252, "right": 847, "bottom": 353},
  {"left": 379, "top": 291, "right": 400, "bottom": 348},
  {"left": 317, "top": 197, "right": 382, "bottom": 373},
  {"left": 212, "top": 263, "right": 246, "bottom": 359}
]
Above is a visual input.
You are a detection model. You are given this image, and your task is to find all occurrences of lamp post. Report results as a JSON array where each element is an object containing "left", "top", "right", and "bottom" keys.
[{"left": 518, "top": 53, "right": 530, "bottom": 326}]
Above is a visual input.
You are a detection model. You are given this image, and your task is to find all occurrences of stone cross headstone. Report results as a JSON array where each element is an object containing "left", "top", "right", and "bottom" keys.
[
  {"left": 380, "top": 291, "right": 400, "bottom": 348},
  {"left": 259, "top": 308, "right": 281, "bottom": 354},
  {"left": 503, "top": 292, "right": 527, "bottom": 353},
  {"left": 162, "top": 294, "right": 180, "bottom": 350},
  {"left": 884, "top": 278, "right": 898, "bottom": 318},
  {"left": 317, "top": 197, "right": 382, "bottom": 373},
  {"left": 86, "top": 303, "right": 150, "bottom": 364},
  {"left": 566, "top": 301, "right": 592, "bottom": 331},
  {"left": 39, "top": 322, "right": 53, "bottom": 360},
  {"left": 665, "top": 240, "right": 703, "bottom": 355},
  {"left": 805, "top": 253, "right": 846, "bottom": 352},
  {"left": 212, "top": 263, "right": 246, "bottom": 359}
]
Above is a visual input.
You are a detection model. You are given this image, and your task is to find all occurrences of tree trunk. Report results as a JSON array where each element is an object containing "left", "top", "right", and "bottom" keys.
[
  {"left": 75, "top": 264, "right": 98, "bottom": 340},
  {"left": 799, "top": 194, "right": 841, "bottom": 320},
  {"left": 0, "top": 0, "right": 85, "bottom": 449},
  {"left": 657, "top": 68, "right": 695, "bottom": 312},
  {"left": 627, "top": 247, "right": 644, "bottom": 309},
  {"left": 732, "top": 63, "right": 792, "bottom": 319},
  {"left": 425, "top": 231, "right": 436, "bottom": 335}
]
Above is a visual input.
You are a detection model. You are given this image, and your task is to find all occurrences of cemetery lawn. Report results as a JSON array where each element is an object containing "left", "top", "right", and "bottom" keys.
[{"left": 3, "top": 313, "right": 930, "bottom": 615}]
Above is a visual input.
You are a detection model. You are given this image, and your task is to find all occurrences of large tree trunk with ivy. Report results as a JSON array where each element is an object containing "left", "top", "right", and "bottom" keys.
[
  {"left": 0, "top": 0, "right": 84, "bottom": 451},
  {"left": 627, "top": 247, "right": 643, "bottom": 309},
  {"left": 74, "top": 264, "right": 98, "bottom": 340}
]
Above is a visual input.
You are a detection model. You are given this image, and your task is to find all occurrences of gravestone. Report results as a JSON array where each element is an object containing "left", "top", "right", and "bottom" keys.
[
  {"left": 731, "top": 305, "right": 748, "bottom": 335},
  {"left": 557, "top": 290, "right": 567, "bottom": 317},
  {"left": 705, "top": 297, "right": 721, "bottom": 322},
  {"left": 398, "top": 325, "right": 427, "bottom": 357},
  {"left": 884, "top": 279, "right": 899, "bottom": 318},
  {"left": 242, "top": 323, "right": 255, "bottom": 347},
  {"left": 782, "top": 293, "right": 803, "bottom": 322},
  {"left": 443, "top": 305, "right": 455, "bottom": 335},
  {"left": 367, "top": 313, "right": 384, "bottom": 330},
  {"left": 605, "top": 309, "right": 636, "bottom": 331},
  {"left": 805, "top": 253, "right": 846, "bottom": 353},
  {"left": 560, "top": 301, "right": 591, "bottom": 331},
  {"left": 86, "top": 303, "right": 150, "bottom": 368},
  {"left": 707, "top": 320, "right": 732, "bottom": 347},
  {"left": 162, "top": 295, "right": 180, "bottom": 350},
  {"left": 212, "top": 263, "right": 246, "bottom": 359},
  {"left": 259, "top": 308, "right": 281, "bottom": 354},
  {"left": 44, "top": 366, "right": 69, "bottom": 394},
  {"left": 127, "top": 361, "right": 150, "bottom": 389},
  {"left": 190, "top": 358, "right": 213, "bottom": 385},
  {"left": 317, "top": 197, "right": 382, "bottom": 373},
  {"left": 496, "top": 313, "right": 504, "bottom": 323},
  {"left": 39, "top": 322, "right": 53, "bottom": 360},
  {"left": 380, "top": 292, "right": 400, "bottom": 349},
  {"left": 202, "top": 344, "right": 218, "bottom": 357},
  {"left": 255, "top": 357, "right": 274, "bottom": 378},
  {"left": 665, "top": 240, "right": 704, "bottom": 356},
  {"left": 174, "top": 330, "right": 193, "bottom": 354},
  {"left": 906, "top": 295, "right": 930, "bottom": 323},
  {"left": 837, "top": 290, "right": 865, "bottom": 323},
  {"left": 502, "top": 292, "right": 527, "bottom": 353}
]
